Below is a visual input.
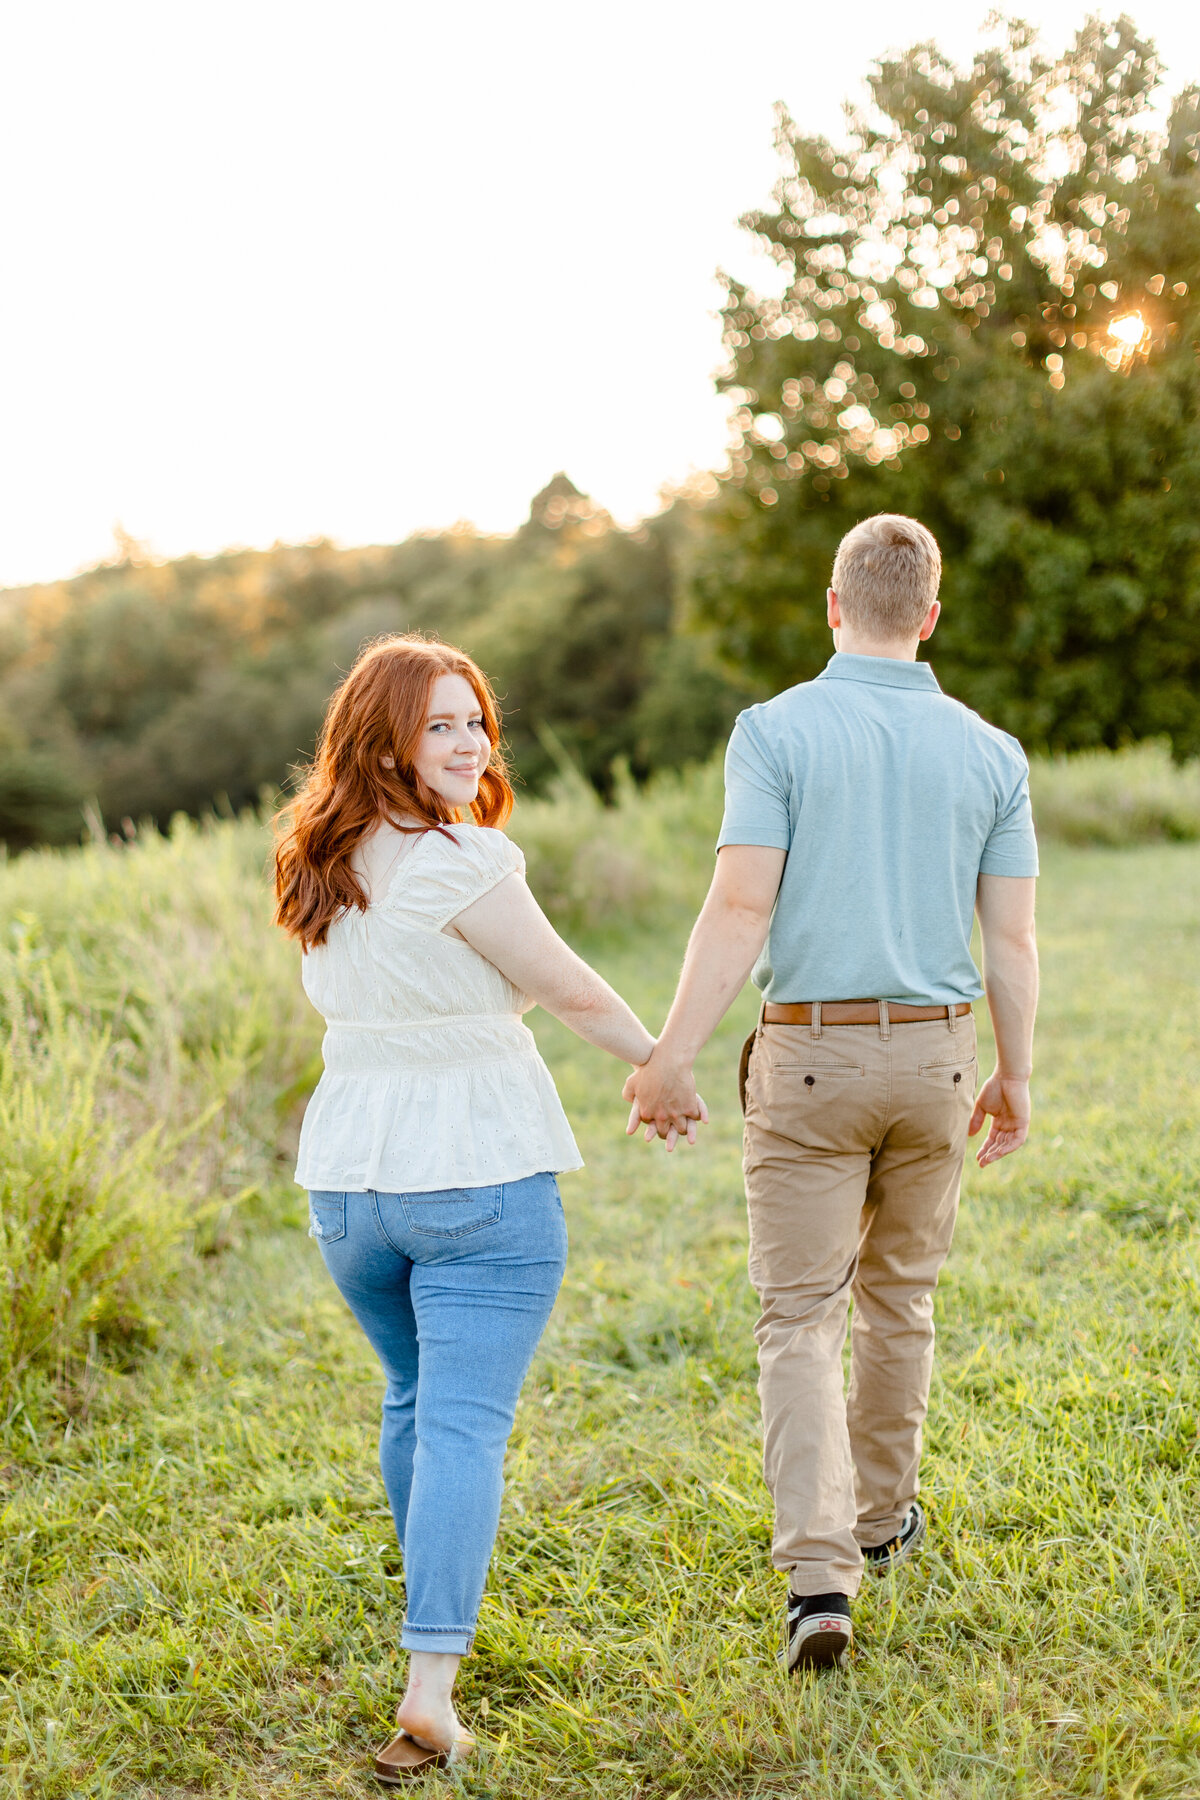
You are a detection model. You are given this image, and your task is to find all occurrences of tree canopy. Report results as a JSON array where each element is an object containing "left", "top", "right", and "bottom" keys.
[{"left": 696, "top": 14, "right": 1200, "bottom": 755}]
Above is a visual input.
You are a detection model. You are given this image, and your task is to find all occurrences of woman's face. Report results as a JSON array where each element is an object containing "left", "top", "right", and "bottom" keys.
[{"left": 409, "top": 672, "right": 491, "bottom": 807}]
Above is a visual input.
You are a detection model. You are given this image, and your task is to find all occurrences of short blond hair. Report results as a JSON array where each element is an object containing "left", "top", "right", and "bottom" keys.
[{"left": 831, "top": 514, "right": 941, "bottom": 640}]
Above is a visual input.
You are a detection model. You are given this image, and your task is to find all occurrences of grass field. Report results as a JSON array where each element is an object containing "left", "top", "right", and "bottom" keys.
[{"left": 2, "top": 828, "right": 1199, "bottom": 1798}]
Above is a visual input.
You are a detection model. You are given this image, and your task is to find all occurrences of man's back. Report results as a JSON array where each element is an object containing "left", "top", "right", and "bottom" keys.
[{"left": 718, "top": 652, "right": 1038, "bottom": 1004}]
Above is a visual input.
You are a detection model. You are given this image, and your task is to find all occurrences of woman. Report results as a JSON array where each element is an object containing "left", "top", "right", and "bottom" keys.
[{"left": 274, "top": 634, "right": 658, "bottom": 1782}]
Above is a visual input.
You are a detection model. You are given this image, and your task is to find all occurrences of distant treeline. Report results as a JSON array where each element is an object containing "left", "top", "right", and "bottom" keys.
[{"left": 0, "top": 477, "right": 756, "bottom": 850}]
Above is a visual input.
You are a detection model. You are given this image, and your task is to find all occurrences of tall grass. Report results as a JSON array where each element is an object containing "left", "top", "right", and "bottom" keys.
[
  {"left": 0, "top": 988, "right": 184, "bottom": 1379},
  {"left": 1027, "top": 739, "right": 1200, "bottom": 846},
  {"left": 510, "top": 756, "right": 724, "bottom": 934},
  {"left": 0, "top": 816, "right": 317, "bottom": 1387}
]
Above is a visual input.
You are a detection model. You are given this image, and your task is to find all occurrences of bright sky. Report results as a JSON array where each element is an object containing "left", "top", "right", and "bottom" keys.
[{"left": 3, "top": 0, "right": 1198, "bottom": 588}]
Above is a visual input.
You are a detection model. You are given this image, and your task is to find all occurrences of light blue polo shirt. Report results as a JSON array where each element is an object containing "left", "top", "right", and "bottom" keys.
[{"left": 717, "top": 652, "right": 1039, "bottom": 1005}]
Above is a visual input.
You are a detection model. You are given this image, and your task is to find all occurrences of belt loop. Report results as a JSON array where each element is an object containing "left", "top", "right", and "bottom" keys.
[
  {"left": 811, "top": 1001, "right": 822, "bottom": 1041},
  {"left": 878, "top": 999, "right": 890, "bottom": 1041},
  {"left": 947, "top": 1002, "right": 958, "bottom": 1034}
]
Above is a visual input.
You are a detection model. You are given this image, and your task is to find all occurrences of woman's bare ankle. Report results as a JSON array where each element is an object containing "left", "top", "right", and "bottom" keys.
[{"left": 396, "top": 1650, "right": 472, "bottom": 1754}]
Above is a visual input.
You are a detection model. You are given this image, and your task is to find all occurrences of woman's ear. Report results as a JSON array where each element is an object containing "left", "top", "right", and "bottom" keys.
[{"left": 380, "top": 753, "right": 395, "bottom": 771}]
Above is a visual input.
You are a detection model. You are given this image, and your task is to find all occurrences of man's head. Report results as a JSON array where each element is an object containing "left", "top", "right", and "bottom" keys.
[{"left": 828, "top": 514, "right": 942, "bottom": 654}]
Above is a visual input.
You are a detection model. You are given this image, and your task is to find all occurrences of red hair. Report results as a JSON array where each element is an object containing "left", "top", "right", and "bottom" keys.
[{"left": 274, "top": 634, "right": 514, "bottom": 949}]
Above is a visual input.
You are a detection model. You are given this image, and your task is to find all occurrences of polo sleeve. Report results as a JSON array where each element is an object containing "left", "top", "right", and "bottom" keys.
[
  {"left": 716, "top": 713, "right": 793, "bottom": 851},
  {"left": 980, "top": 756, "right": 1039, "bottom": 877}
]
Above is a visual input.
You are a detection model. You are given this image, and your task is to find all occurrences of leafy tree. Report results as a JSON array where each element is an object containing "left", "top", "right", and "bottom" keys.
[
  {"left": 465, "top": 477, "right": 755, "bottom": 792},
  {"left": 696, "top": 14, "right": 1200, "bottom": 755}
]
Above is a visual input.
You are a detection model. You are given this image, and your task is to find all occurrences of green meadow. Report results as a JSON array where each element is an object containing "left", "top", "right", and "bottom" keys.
[{"left": 1, "top": 754, "right": 1199, "bottom": 1798}]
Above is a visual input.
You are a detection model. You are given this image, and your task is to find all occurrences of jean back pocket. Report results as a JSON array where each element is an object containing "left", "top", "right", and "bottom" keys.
[
  {"left": 400, "top": 1185, "right": 503, "bottom": 1239},
  {"left": 308, "top": 1191, "right": 347, "bottom": 1243}
]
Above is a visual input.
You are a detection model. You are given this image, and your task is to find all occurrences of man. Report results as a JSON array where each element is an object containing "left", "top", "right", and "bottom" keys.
[{"left": 625, "top": 514, "right": 1039, "bottom": 1670}]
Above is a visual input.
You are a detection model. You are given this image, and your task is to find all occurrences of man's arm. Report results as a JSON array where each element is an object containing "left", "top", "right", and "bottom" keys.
[
  {"left": 971, "top": 873, "right": 1039, "bottom": 1166},
  {"left": 623, "top": 845, "right": 786, "bottom": 1146}
]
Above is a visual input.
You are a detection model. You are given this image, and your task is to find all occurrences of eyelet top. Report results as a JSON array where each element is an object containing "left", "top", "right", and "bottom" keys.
[{"left": 294, "top": 824, "right": 582, "bottom": 1195}]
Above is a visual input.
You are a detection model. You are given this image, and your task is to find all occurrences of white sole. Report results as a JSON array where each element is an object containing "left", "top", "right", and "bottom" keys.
[{"left": 786, "top": 1612, "right": 852, "bottom": 1671}]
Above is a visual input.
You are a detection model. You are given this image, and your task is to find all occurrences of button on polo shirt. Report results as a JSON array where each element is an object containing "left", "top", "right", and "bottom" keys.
[{"left": 717, "top": 652, "right": 1039, "bottom": 1005}]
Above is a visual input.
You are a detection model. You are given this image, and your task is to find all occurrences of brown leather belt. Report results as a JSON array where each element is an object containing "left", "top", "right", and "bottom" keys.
[{"left": 763, "top": 1001, "right": 972, "bottom": 1026}]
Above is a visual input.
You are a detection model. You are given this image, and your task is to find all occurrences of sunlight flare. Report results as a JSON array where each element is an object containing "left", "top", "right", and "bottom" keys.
[{"left": 1109, "top": 312, "right": 1148, "bottom": 347}]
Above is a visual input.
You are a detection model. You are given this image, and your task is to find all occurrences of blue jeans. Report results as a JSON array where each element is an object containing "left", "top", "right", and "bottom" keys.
[{"left": 308, "top": 1173, "right": 567, "bottom": 1653}]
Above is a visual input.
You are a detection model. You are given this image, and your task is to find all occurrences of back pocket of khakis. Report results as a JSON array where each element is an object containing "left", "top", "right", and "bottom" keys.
[
  {"left": 774, "top": 1062, "right": 866, "bottom": 1080},
  {"left": 400, "top": 1185, "right": 504, "bottom": 1238},
  {"left": 917, "top": 1056, "right": 977, "bottom": 1090}
]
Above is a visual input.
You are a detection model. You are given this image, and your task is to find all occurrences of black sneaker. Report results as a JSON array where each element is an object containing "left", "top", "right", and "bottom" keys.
[
  {"left": 862, "top": 1501, "right": 926, "bottom": 1576},
  {"left": 783, "top": 1591, "right": 852, "bottom": 1671}
]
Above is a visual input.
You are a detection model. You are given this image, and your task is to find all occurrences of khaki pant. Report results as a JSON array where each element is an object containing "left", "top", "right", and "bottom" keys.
[{"left": 741, "top": 1009, "right": 977, "bottom": 1597}]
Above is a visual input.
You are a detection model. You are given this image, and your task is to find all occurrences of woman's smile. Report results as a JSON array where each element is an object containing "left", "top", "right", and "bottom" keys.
[{"left": 415, "top": 673, "right": 492, "bottom": 804}]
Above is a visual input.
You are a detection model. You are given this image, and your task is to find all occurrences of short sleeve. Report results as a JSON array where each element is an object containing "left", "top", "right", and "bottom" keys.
[
  {"left": 716, "top": 713, "right": 793, "bottom": 851},
  {"left": 384, "top": 827, "right": 525, "bottom": 928},
  {"left": 980, "top": 759, "right": 1039, "bottom": 877}
]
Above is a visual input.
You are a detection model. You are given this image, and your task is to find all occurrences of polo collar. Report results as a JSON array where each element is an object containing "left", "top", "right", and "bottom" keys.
[{"left": 816, "top": 651, "right": 942, "bottom": 692}]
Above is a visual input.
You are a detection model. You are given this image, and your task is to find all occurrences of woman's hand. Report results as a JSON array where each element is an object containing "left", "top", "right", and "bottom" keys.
[{"left": 623, "top": 1050, "right": 708, "bottom": 1152}]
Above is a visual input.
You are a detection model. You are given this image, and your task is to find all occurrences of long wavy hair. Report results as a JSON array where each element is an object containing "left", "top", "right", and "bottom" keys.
[{"left": 274, "top": 634, "right": 514, "bottom": 949}]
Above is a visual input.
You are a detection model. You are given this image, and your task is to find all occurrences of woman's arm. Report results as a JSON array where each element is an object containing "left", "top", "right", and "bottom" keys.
[{"left": 448, "top": 874, "right": 656, "bottom": 1066}]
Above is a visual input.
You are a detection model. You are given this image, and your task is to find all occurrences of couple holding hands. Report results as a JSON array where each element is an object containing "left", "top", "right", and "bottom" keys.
[{"left": 274, "top": 512, "right": 1039, "bottom": 1782}]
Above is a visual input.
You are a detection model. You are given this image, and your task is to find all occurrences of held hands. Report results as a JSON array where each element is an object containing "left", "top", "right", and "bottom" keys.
[
  {"left": 623, "top": 1050, "right": 709, "bottom": 1153},
  {"left": 969, "top": 1070, "right": 1031, "bottom": 1167}
]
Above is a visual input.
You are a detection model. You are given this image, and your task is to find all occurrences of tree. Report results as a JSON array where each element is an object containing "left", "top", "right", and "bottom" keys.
[
  {"left": 465, "top": 478, "right": 752, "bottom": 792},
  {"left": 696, "top": 15, "right": 1200, "bottom": 755}
]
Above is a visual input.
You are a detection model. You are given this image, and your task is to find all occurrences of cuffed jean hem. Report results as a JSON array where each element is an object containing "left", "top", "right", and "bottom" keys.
[{"left": 400, "top": 1626, "right": 475, "bottom": 1655}]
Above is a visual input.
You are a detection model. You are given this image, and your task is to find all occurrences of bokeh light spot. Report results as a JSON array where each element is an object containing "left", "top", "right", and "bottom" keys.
[{"left": 1109, "top": 312, "right": 1147, "bottom": 347}]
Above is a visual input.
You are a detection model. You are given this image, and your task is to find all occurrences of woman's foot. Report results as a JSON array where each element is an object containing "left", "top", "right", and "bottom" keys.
[
  {"left": 393, "top": 1701, "right": 474, "bottom": 1759},
  {"left": 394, "top": 1650, "right": 474, "bottom": 1760}
]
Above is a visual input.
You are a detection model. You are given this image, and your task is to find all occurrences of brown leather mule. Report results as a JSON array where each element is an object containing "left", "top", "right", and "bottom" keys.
[{"left": 374, "top": 1728, "right": 468, "bottom": 1784}]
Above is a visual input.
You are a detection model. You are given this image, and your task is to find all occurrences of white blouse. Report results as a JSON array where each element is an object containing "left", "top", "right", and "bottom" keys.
[{"left": 293, "top": 823, "right": 583, "bottom": 1194}]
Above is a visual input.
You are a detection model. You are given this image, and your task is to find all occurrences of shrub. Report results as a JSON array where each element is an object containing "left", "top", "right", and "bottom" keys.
[{"left": 0, "top": 745, "right": 85, "bottom": 851}]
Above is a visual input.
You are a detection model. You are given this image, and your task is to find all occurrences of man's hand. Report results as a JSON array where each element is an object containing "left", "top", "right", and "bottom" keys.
[
  {"left": 623, "top": 1053, "right": 709, "bottom": 1153},
  {"left": 969, "top": 1071, "right": 1031, "bottom": 1166}
]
